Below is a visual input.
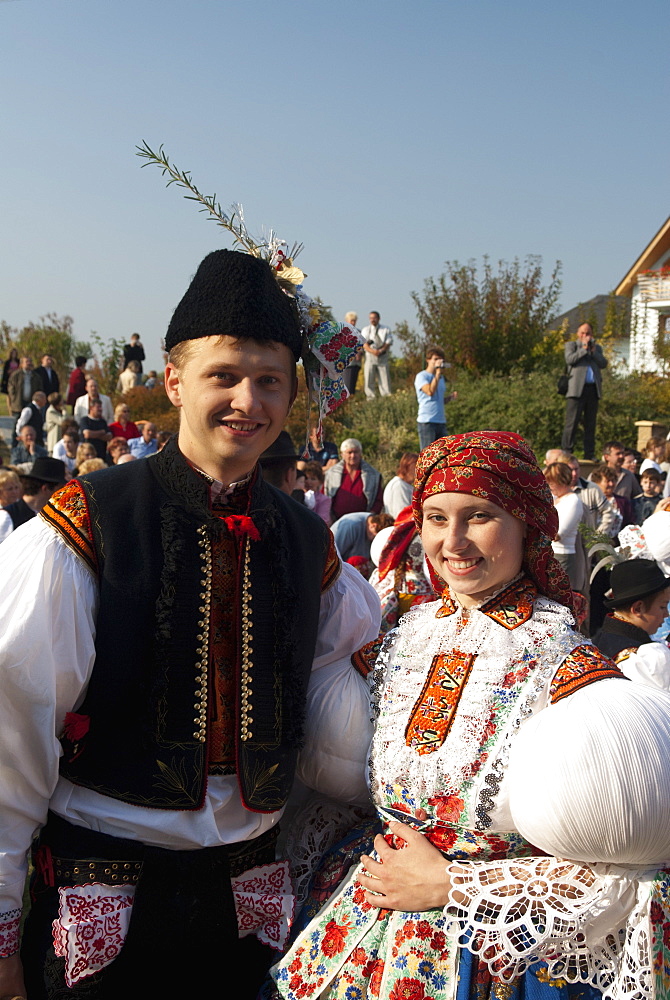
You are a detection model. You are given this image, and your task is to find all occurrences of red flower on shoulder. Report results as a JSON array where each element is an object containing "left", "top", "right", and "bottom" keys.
[
  {"left": 61, "top": 712, "right": 90, "bottom": 762},
  {"left": 63, "top": 712, "right": 90, "bottom": 742}
]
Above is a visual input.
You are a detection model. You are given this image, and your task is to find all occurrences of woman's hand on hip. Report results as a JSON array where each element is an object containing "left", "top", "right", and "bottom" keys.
[{"left": 358, "top": 821, "right": 451, "bottom": 911}]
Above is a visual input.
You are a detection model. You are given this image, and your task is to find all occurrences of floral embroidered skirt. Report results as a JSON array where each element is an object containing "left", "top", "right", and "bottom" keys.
[{"left": 268, "top": 824, "right": 604, "bottom": 1000}]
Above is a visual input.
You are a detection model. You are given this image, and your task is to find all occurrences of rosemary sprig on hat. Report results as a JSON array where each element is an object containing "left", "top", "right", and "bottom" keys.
[{"left": 136, "top": 140, "right": 305, "bottom": 285}]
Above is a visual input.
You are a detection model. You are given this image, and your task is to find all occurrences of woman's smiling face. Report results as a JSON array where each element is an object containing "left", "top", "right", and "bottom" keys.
[{"left": 421, "top": 492, "right": 526, "bottom": 607}]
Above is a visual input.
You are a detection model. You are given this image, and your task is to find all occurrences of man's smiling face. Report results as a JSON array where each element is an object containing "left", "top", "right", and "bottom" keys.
[{"left": 165, "top": 335, "right": 297, "bottom": 483}]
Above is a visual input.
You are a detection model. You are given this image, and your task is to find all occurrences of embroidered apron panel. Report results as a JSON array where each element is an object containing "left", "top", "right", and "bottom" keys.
[{"left": 405, "top": 652, "right": 476, "bottom": 755}]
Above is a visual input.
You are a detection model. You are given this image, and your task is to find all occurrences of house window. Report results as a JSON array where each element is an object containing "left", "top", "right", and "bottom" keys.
[{"left": 659, "top": 313, "right": 670, "bottom": 341}]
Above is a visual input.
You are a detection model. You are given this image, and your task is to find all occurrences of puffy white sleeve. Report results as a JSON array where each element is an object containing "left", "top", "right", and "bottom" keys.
[
  {"left": 297, "top": 561, "right": 381, "bottom": 804},
  {"left": 444, "top": 679, "right": 670, "bottom": 992},
  {"left": 618, "top": 642, "right": 670, "bottom": 690},
  {"left": 0, "top": 518, "right": 97, "bottom": 953}
]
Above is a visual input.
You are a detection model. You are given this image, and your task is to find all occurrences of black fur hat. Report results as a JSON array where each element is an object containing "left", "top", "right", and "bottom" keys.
[{"left": 165, "top": 249, "right": 302, "bottom": 359}]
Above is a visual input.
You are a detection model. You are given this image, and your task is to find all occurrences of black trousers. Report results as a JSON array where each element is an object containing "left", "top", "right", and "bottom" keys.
[
  {"left": 342, "top": 364, "right": 361, "bottom": 395},
  {"left": 22, "top": 813, "right": 276, "bottom": 999},
  {"left": 561, "top": 384, "right": 599, "bottom": 460}
]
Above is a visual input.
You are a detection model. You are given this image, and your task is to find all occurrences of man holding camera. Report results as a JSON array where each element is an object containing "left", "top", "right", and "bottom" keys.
[
  {"left": 362, "top": 311, "right": 393, "bottom": 398},
  {"left": 414, "top": 345, "right": 457, "bottom": 450},
  {"left": 561, "top": 322, "right": 608, "bottom": 461}
]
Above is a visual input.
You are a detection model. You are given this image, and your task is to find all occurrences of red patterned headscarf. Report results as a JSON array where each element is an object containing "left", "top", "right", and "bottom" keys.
[
  {"left": 412, "top": 431, "right": 573, "bottom": 608},
  {"left": 377, "top": 505, "right": 417, "bottom": 582}
]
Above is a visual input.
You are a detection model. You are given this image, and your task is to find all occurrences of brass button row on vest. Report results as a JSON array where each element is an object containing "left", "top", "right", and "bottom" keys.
[
  {"left": 194, "top": 526, "right": 211, "bottom": 743},
  {"left": 240, "top": 539, "right": 253, "bottom": 742}
]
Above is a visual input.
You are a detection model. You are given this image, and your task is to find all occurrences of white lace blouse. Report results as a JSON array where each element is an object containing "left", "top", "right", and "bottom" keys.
[{"left": 300, "top": 579, "right": 669, "bottom": 999}]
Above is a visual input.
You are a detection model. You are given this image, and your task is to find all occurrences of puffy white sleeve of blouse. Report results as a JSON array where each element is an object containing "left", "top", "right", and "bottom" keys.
[
  {"left": 445, "top": 678, "right": 670, "bottom": 992},
  {"left": 618, "top": 641, "right": 670, "bottom": 690},
  {"left": 296, "top": 561, "right": 381, "bottom": 805},
  {"left": 0, "top": 517, "right": 97, "bottom": 951}
]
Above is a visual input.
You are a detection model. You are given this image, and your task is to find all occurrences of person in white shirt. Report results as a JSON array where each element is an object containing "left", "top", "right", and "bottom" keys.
[
  {"left": 545, "top": 461, "right": 585, "bottom": 592},
  {"left": 382, "top": 452, "right": 418, "bottom": 519},
  {"left": 72, "top": 377, "right": 114, "bottom": 425},
  {"left": 361, "top": 311, "right": 392, "bottom": 398},
  {"left": 0, "top": 249, "right": 379, "bottom": 998}
]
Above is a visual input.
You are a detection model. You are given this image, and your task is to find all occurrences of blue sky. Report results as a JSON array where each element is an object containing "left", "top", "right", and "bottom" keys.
[{"left": 2, "top": 0, "right": 669, "bottom": 369}]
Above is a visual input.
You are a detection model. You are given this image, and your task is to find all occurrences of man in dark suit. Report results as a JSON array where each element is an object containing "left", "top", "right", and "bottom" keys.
[
  {"left": 15, "top": 390, "right": 47, "bottom": 447},
  {"left": 123, "top": 333, "right": 145, "bottom": 373},
  {"left": 7, "top": 356, "right": 44, "bottom": 444},
  {"left": 561, "top": 322, "right": 607, "bottom": 460},
  {"left": 34, "top": 354, "right": 60, "bottom": 395}
]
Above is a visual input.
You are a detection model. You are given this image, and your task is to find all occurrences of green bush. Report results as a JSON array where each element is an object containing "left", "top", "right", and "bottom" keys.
[
  {"left": 312, "top": 366, "right": 670, "bottom": 475},
  {"left": 115, "top": 385, "right": 180, "bottom": 433}
]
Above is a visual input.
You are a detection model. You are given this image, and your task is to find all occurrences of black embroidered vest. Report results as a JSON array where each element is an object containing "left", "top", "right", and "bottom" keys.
[{"left": 57, "top": 439, "right": 333, "bottom": 813}]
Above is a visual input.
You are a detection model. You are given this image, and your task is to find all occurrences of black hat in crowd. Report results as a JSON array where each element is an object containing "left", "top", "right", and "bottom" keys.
[
  {"left": 259, "top": 431, "right": 299, "bottom": 464},
  {"left": 27, "top": 457, "right": 67, "bottom": 484},
  {"left": 165, "top": 250, "right": 302, "bottom": 360},
  {"left": 604, "top": 558, "right": 670, "bottom": 609}
]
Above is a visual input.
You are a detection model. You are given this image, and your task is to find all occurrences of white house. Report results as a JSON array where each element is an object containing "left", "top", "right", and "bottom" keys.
[{"left": 615, "top": 216, "right": 670, "bottom": 372}]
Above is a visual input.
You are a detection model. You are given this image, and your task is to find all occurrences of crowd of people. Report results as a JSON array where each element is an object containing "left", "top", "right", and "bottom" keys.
[
  {"left": 0, "top": 347, "right": 172, "bottom": 542},
  {"left": 1, "top": 252, "right": 670, "bottom": 1000},
  {"left": 542, "top": 440, "right": 669, "bottom": 634}
]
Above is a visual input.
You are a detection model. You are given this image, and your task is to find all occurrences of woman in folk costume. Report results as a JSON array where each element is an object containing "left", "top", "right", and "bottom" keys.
[{"left": 270, "top": 431, "right": 670, "bottom": 1000}]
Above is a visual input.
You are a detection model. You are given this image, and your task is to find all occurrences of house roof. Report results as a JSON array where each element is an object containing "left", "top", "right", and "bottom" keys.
[
  {"left": 615, "top": 216, "right": 670, "bottom": 297},
  {"left": 546, "top": 294, "right": 630, "bottom": 338}
]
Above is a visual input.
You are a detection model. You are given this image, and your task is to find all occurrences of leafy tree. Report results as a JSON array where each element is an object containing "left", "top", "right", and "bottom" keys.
[
  {"left": 404, "top": 256, "right": 562, "bottom": 375},
  {"left": 0, "top": 315, "right": 91, "bottom": 388},
  {"left": 89, "top": 332, "right": 126, "bottom": 397}
]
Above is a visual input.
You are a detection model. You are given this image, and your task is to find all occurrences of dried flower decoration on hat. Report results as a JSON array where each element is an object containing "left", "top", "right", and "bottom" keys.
[{"left": 136, "top": 142, "right": 363, "bottom": 443}]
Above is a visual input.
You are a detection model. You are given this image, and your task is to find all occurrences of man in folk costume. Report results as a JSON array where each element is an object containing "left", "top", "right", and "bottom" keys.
[{"left": 0, "top": 199, "right": 379, "bottom": 994}]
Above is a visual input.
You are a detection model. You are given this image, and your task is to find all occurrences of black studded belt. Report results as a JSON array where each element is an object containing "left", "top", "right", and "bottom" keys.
[{"left": 32, "top": 810, "right": 280, "bottom": 890}]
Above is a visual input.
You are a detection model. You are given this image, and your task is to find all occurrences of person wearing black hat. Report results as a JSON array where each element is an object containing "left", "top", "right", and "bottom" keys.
[
  {"left": 259, "top": 429, "right": 299, "bottom": 495},
  {"left": 0, "top": 249, "right": 380, "bottom": 998},
  {"left": 0, "top": 457, "right": 66, "bottom": 543},
  {"left": 592, "top": 558, "right": 670, "bottom": 687}
]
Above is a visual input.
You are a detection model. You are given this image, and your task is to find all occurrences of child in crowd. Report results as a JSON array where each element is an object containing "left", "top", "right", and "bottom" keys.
[
  {"left": 634, "top": 468, "right": 663, "bottom": 525},
  {"left": 592, "top": 558, "right": 670, "bottom": 688},
  {"left": 639, "top": 435, "right": 666, "bottom": 476},
  {"left": 590, "top": 463, "right": 634, "bottom": 536},
  {"left": 302, "top": 460, "right": 332, "bottom": 524}
]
